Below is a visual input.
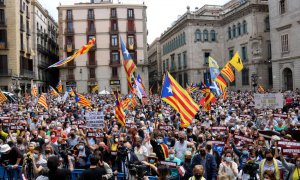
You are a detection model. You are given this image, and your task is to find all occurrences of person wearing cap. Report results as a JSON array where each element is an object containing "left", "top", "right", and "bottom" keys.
[
  {"left": 74, "top": 140, "right": 91, "bottom": 169},
  {"left": 182, "top": 151, "right": 194, "bottom": 180},
  {"left": 0, "top": 143, "right": 22, "bottom": 169}
]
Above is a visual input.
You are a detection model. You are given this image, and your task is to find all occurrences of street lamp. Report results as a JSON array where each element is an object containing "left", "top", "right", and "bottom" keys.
[{"left": 251, "top": 73, "right": 258, "bottom": 92}]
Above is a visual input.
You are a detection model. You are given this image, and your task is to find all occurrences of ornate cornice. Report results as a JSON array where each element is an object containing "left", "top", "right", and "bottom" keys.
[{"left": 276, "top": 24, "right": 292, "bottom": 31}]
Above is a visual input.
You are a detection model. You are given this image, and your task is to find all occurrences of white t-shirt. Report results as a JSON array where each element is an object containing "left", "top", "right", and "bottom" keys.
[
  {"left": 174, "top": 140, "right": 187, "bottom": 161},
  {"left": 134, "top": 145, "right": 148, "bottom": 161}
]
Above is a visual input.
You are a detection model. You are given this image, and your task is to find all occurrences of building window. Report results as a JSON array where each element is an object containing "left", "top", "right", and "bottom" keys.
[
  {"left": 177, "top": 53, "right": 181, "bottom": 69},
  {"left": 166, "top": 59, "right": 169, "bottom": 70},
  {"left": 0, "top": 55, "right": 8, "bottom": 74},
  {"left": 88, "top": 21, "right": 95, "bottom": 32},
  {"left": 179, "top": 74, "right": 182, "bottom": 86},
  {"left": 203, "top": 30, "right": 209, "bottom": 41},
  {"left": 267, "top": 41, "right": 272, "bottom": 59},
  {"left": 281, "top": 34, "right": 289, "bottom": 53},
  {"left": 111, "top": 51, "right": 119, "bottom": 63},
  {"left": 88, "top": 9, "right": 94, "bottom": 19},
  {"left": 204, "top": 52, "right": 210, "bottom": 64},
  {"left": 228, "top": 27, "right": 232, "bottom": 39},
  {"left": 111, "top": 35, "right": 118, "bottom": 46},
  {"left": 112, "top": 67, "right": 118, "bottom": 77},
  {"left": 26, "top": 5, "right": 29, "bottom": 17},
  {"left": 183, "top": 32, "right": 186, "bottom": 44},
  {"left": 237, "top": 23, "right": 241, "bottom": 36},
  {"left": 242, "top": 68, "right": 249, "bottom": 85},
  {"left": 280, "top": 0, "right": 286, "bottom": 14},
  {"left": 210, "top": 30, "right": 216, "bottom": 41},
  {"left": 67, "top": 10, "right": 72, "bottom": 20},
  {"left": 265, "top": 16, "right": 270, "bottom": 31},
  {"left": 268, "top": 67, "right": 273, "bottom": 85},
  {"left": 111, "top": 8, "right": 117, "bottom": 18},
  {"left": 0, "top": 30, "right": 7, "bottom": 48},
  {"left": 127, "top": 35, "right": 135, "bottom": 49},
  {"left": 0, "top": 0, "right": 4, "bottom": 5},
  {"left": 195, "top": 29, "right": 201, "bottom": 41},
  {"left": 232, "top": 25, "right": 236, "bottom": 38},
  {"left": 184, "top": 73, "right": 188, "bottom": 86},
  {"left": 183, "top": 51, "right": 187, "bottom": 68},
  {"left": 88, "top": 51, "right": 95, "bottom": 63},
  {"left": 171, "top": 54, "right": 175, "bottom": 71},
  {"left": 243, "top": 20, "right": 247, "bottom": 34},
  {"left": 89, "top": 68, "right": 95, "bottom": 78},
  {"left": 127, "top": 9, "right": 134, "bottom": 18},
  {"left": 67, "top": 22, "right": 73, "bottom": 32},
  {"left": 111, "top": 20, "right": 118, "bottom": 31},
  {"left": 241, "top": 46, "right": 247, "bottom": 61},
  {"left": 162, "top": 60, "right": 166, "bottom": 72},
  {"left": 88, "top": 35, "right": 95, "bottom": 42}
]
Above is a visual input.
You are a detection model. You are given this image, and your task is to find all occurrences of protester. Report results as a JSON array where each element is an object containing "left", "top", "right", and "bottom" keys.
[{"left": 0, "top": 89, "right": 299, "bottom": 180}]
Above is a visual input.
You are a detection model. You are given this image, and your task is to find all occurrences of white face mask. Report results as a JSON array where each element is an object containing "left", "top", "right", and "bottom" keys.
[{"left": 45, "top": 139, "right": 49, "bottom": 144}]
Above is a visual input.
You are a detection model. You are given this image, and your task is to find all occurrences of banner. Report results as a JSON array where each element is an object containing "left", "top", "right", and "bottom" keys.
[
  {"left": 254, "top": 93, "right": 283, "bottom": 109},
  {"left": 211, "top": 126, "right": 227, "bottom": 132},
  {"left": 85, "top": 111, "right": 105, "bottom": 129},
  {"left": 278, "top": 141, "right": 300, "bottom": 156}
]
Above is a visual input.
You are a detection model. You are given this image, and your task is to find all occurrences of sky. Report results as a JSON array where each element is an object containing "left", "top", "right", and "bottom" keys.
[{"left": 39, "top": 0, "right": 228, "bottom": 44}]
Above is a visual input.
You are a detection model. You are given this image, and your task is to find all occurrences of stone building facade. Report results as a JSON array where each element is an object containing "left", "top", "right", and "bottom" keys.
[
  {"left": 57, "top": 0, "right": 148, "bottom": 94},
  {"left": 269, "top": 0, "right": 300, "bottom": 91},
  {"left": 148, "top": 38, "right": 161, "bottom": 93},
  {"left": 157, "top": 0, "right": 272, "bottom": 91}
]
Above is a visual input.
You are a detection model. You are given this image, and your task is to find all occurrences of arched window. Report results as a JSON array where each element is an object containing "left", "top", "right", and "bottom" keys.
[
  {"left": 243, "top": 20, "right": 247, "bottom": 34},
  {"left": 183, "top": 32, "right": 186, "bottom": 44},
  {"left": 228, "top": 27, "right": 232, "bottom": 39},
  {"left": 265, "top": 16, "right": 270, "bottom": 31},
  {"left": 232, "top": 24, "right": 236, "bottom": 38},
  {"left": 237, "top": 23, "right": 241, "bottom": 36},
  {"left": 195, "top": 29, "right": 201, "bottom": 41},
  {"left": 210, "top": 30, "right": 216, "bottom": 41},
  {"left": 203, "top": 29, "right": 209, "bottom": 41}
]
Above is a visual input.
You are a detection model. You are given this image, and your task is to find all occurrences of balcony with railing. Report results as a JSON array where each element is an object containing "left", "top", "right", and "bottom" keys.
[
  {"left": 88, "top": 73, "right": 96, "bottom": 82},
  {"left": 109, "top": 60, "right": 121, "bottom": 67},
  {"left": 38, "top": 60, "right": 48, "bottom": 68},
  {"left": 0, "top": 69, "right": 12, "bottom": 76},
  {"left": 66, "top": 74, "right": 75, "bottom": 80},
  {"left": 86, "top": 28, "right": 96, "bottom": 35},
  {"left": 86, "top": 61, "right": 97, "bottom": 68},
  {"left": 64, "top": 28, "right": 74, "bottom": 35},
  {"left": 20, "top": 69, "right": 34, "bottom": 78},
  {"left": 87, "top": 14, "right": 94, "bottom": 20}
]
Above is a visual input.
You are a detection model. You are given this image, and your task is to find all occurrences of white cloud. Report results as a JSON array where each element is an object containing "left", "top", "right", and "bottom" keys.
[{"left": 39, "top": 0, "right": 228, "bottom": 44}]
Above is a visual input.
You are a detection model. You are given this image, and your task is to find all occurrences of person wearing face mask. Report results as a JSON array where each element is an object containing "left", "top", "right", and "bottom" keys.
[
  {"left": 231, "top": 141, "right": 250, "bottom": 170},
  {"left": 191, "top": 146, "right": 217, "bottom": 180},
  {"left": 182, "top": 151, "right": 194, "bottom": 180},
  {"left": 30, "top": 146, "right": 47, "bottom": 178},
  {"left": 74, "top": 141, "right": 91, "bottom": 169},
  {"left": 279, "top": 150, "right": 300, "bottom": 180},
  {"left": 189, "top": 165, "right": 206, "bottom": 180},
  {"left": 165, "top": 149, "right": 182, "bottom": 177},
  {"left": 174, "top": 131, "right": 195, "bottom": 161},
  {"left": 259, "top": 149, "right": 284, "bottom": 180},
  {"left": 67, "top": 129, "right": 79, "bottom": 147},
  {"left": 134, "top": 137, "right": 148, "bottom": 161},
  {"left": 30, "top": 129, "right": 45, "bottom": 147},
  {"left": 218, "top": 151, "right": 238, "bottom": 179},
  {"left": 150, "top": 133, "right": 169, "bottom": 161}
]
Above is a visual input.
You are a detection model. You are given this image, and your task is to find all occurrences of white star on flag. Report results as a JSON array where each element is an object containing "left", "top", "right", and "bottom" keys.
[{"left": 167, "top": 86, "right": 172, "bottom": 94}]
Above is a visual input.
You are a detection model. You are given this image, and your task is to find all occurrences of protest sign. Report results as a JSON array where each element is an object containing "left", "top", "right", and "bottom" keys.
[
  {"left": 234, "top": 135, "right": 253, "bottom": 143},
  {"left": 85, "top": 111, "right": 105, "bottom": 129},
  {"left": 208, "top": 141, "right": 225, "bottom": 146},
  {"left": 86, "top": 132, "right": 105, "bottom": 138},
  {"left": 160, "top": 161, "right": 177, "bottom": 168},
  {"left": 211, "top": 126, "right": 227, "bottom": 132},
  {"left": 158, "top": 125, "right": 173, "bottom": 131},
  {"left": 254, "top": 93, "right": 283, "bottom": 109},
  {"left": 278, "top": 141, "right": 300, "bottom": 156}
]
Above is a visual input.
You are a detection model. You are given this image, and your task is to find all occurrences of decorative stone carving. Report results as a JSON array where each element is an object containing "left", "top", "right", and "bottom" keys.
[{"left": 251, "top": 39, "right": 262, "bottom": 57}]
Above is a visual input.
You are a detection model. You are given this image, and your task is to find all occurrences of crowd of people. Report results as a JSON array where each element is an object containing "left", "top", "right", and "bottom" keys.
[{"left": 0, "top": 89, "right": 299, "bottom": 180}]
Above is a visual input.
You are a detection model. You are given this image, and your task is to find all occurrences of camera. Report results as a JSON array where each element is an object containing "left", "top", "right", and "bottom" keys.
[
  {"left": 117, "top": 146, "right": 129, "bottom": 159},
  {"left": 25, "top": 154, "right": 32, "bottom": 164},
  {"left": 243, "top": 161, "right": 259, "bottom": 179},
  {"left": 128, "top": 163, "right": 150, "bottom": 179}
]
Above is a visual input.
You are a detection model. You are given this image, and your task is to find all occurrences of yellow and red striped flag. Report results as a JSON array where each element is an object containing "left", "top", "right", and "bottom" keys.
[
  {"left": 215, "top": 75, "right": 228, "bottom": 99},
  {"left": 199, "top": 89, "right": 216, "bottom": 111},
  {"left": 258, "top": 85, "right": 265, "bottom": 93},
  {"left": 75, "top": 93, "right": 91, "bottom": 108},
  {"left": 31, "top": 85, "right": 38, "bottom": 97},
  {"left": 122, "top": 98, "right": 131, "bottom": 110},
  {"left": 48, "top": 38, "right": 96, "bottom": 68},
  {"left": 38, "top": 93, "right": 48, "bottom": 110},
  {"left": 221, "top": 63, "right": 235, "bottom": 82},
  {"left": 115, "top": 92, "right": 126, "bottom": 126},
  {"left": 56, "top": 80, "right": 63, "bottom": 93},
  {"left": 49, "top": 86, "right": 60, "bottom": 97},
  {"left": 120, "top": 38, "right": 137, "bottom": 91},
  {"left": 161, "top": 72, "right": 199, "bottom": 127},
  {"left": 0, "top": 90, "right": 8, "bottom": 104}
]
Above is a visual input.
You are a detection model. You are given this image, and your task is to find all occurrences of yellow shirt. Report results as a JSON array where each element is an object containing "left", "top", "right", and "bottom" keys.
[{"left": 292, "top": 167, "right": 300, "bottom": 180}]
